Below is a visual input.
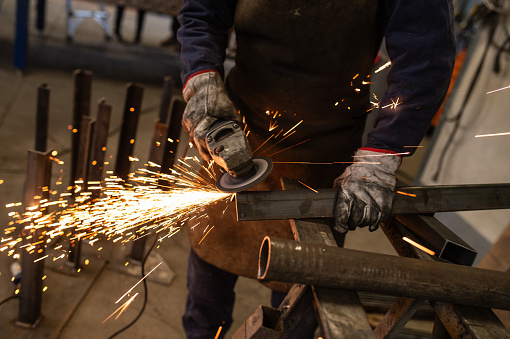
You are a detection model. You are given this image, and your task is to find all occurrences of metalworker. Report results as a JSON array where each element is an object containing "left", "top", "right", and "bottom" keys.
[{"left": 177, "top": 1, "right": 456, "bottom": 337}]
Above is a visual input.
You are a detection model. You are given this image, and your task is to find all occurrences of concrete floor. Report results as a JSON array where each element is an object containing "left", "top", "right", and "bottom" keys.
[{"left": 0, "top": 0, "right": 446, "bottom": 338}]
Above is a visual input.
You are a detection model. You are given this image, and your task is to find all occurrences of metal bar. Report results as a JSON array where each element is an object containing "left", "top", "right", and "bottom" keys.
[
  {"left": 130, "top": 98, "right": 182, "bottom": 262},
  {"left": 431, "top": 301, "right": 510, "bottom": 339},
  {"left": 431, "top": 317, "right": 451, "bottom": 339},
  {"left": 18, "top": 149, "right": 52, "bottom": 326},
  {"left": 396, "top": 214, "right": 477, "bottom": 266},
  {"left": 35, "top": 84, "right": 49, "bottom": 152},
  {"left": 120, "top": 83, "right": 146, "bottom": 263},
  {"left": 74, "top": 116, "right": 95, "bottom": 182},
  {"left": 278, "top": 284, "right": 315, "bottom": 337},
  {"left": 258, "top": 237, "right": 510, "bottom": 311},
  {"left": 233, "top": 305, "right": 283, "bottom": 338},
  {"left": 159, "top": 76, "right": 174, "bottom": 124},
  {"left": 70, "top": 70, "right": 92, "bottom": 186},
  {"left": 160, "top": 99, "right": 186, "bottom": 176},
  {"left": 129, "top": 118, "right": 168, "bottom": 262},
  {"left": 148, "top": 122, "right": 169, "bottom": 167},
  {"left": 67, "top": 101, "right": 110, "bottom": 272},
  {"left": 380, "top": 219, "right": 510, "bottom": 338},
  {"left": 87, "top": 100, "right": 111, "bottom": 187},
  {"left": 232, "top": 284, "right": 314, "bottom": 339},
  {"left": 312, "top": 286, "right": 375, "bottom": 339},
  {"left": 146, "top": 77, "right": 178, "bottom": 167},
  {"left": 68, "top": 116, "right": 95, "bottom": 269},
  {"left": 477, "top": 222, "right": 510, "bottom": 330},
  {"left": 236, "top": 184, "right": 510, "bottom": 221},
  {"left": 373, "top": 297, "right": 425, "bottom": 339},
  {"left": 281, "top": 178, "right": 373, "bottom": 339},
  {"left": 115, "top": 83, "right": 144, "bottom": 181}
]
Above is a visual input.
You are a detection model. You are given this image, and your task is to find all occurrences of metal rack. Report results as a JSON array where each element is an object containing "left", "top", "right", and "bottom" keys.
[{"left": 234, "top": 179, "right": 510, "bottom": 338}]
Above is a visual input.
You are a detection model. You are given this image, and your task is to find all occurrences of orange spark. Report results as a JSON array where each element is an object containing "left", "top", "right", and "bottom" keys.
[
  {"left": 214, "top": 326, "right": 223, "bottom": 339},
  {"left": 283, "top": 120, "right": 303, "bottom": 137},
  {"left": 382, "top": 98, "right": 401, "bottom": 110},
  {"left": 396, "top": 191, "right": 417, "bottom": 197},
  {"left": 198, "top": 226, "right": 215, "bottom": 245},
  {"left": 33, "top": 254, "right": 48, "bottom": 262},
  {"left": 103, "top": 293, "right": 139, "bottom": 323},
  {"left": 402, "top": 237, "right": 435, "bottom": 256},
  {"left": 266, "top": 138, "right": 310, "bottom": 157},
  {"left": 116, "top": 262, "right": 163, "bottom": 304},
  {"left": 298, "top": 181, "right": 318, "bottom": 193},
  {"left": 353, "top": 152, "right": 409, "bottom": 157},
  {"left": 486, "top": 85, "right": 510, "bottom": 94},
  {"left": 475, "top": 132, "right": 510, "bottom": 138},
  {"left": 273, "top": 161, "right": 334, "bottom": 165},
  {"left": 375, "top": 61, "right": 392, "bottom": 73}
]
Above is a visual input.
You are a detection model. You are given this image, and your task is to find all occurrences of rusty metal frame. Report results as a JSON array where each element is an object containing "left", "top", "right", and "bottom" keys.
[
  {"left": 17, "top": 150, "right": 53, "bottom": 326},
  {"left": 234, "top": 180, "right": 510, "bottom": 338}
]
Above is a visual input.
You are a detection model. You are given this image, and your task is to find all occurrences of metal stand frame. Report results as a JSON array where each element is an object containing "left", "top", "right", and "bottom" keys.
[
  {"left": 234, "top": 179, "right": 510, "bottom": 338},
  {"left": 17, "top": 150, "right": 53, "bottom": 327}
]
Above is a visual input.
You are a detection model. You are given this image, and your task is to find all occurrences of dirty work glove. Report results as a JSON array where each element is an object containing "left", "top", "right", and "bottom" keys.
[
  {"left": 182, "top": 71, "right": 242, "bottom": 161},
  {"left": 333, "top": 149, "right": 402, "bottom": 233}
]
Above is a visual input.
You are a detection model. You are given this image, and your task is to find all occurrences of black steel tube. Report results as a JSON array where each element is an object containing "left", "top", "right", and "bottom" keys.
[
  {"left": 259, "top": 237, "right": 510, "bottom": 311},
  {"left": 396, "top": 214, "right": 477, "bottom": 266},
  {"left": 160, "top": 99, "right": 186, "bottom": 176},
  {"left": 115, "top": 83, "right": 144, "bottom": 181},
  {"left": 68, "top": 116, "right": 95, "bottom": 269},
  {"left": 71, "top": 70, "right": 92, "bottom": 186},
  {"left": 87, "top": 100, "right": 111, "bottom": 186},
  {"left": 158, "top": 76, "right": 174, "bottom": 124},
  {"left": 19, "top": 150, "right": 52, "bottom": 325}
]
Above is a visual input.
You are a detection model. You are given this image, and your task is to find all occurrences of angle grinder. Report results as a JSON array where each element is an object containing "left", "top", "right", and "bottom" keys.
[{"left": 206, "top": 120, "right": 273, "bottom": 193}]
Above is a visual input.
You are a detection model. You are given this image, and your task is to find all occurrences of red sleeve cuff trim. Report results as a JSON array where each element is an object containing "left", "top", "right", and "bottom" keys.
[
  {"left": 360, "top": 147, "right": 403, "bottom": 158},
  {"left": 183, "top": 70, "right": 220, "bottom": 91}
]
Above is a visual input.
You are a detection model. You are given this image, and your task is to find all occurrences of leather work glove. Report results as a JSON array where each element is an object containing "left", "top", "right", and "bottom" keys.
[
  {"left": 182, "top": 71, "right": 242, "bottom": 161},
  {"left": 333, "top": 149, "right": 402, "bottom": 233}
]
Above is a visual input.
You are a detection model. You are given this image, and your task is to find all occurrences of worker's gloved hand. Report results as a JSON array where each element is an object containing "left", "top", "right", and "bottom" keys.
[
  {"left": 333, "top": 149, "right": 402, "bottom": 233},
  {"left": 182, "top": 71, "right": 241, "bottom": 161}
]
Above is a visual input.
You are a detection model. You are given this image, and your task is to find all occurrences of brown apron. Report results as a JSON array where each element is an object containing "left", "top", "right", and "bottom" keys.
[{"left": 188, "top": 0, "right": 384, "bottom": 290}]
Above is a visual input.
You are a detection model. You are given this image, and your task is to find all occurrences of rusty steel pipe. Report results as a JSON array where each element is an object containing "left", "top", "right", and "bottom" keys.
[{"left": 258, "top": 237, "right": 510, "bottom": 311}]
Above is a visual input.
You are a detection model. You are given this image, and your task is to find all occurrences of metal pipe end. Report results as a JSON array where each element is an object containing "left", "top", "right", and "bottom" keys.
[{"left": 258, "top": 236, "right": 271, "bottom": 281}]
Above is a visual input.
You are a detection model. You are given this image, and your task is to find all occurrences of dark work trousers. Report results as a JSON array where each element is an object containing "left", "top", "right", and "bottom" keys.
[{"left": 182, "top": 248, "right": 317, "bottom": 338}]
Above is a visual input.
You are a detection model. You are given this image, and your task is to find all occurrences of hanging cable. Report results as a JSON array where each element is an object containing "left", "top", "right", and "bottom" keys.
[
  {"left": 432, "top": 5, "right": 500, "bottom": 181},
  {"left": 107, "top": 234, "right": 159, "bottom": 339},
  {"left": 0, "top": 295, "right": 20, "bottom": 308}
]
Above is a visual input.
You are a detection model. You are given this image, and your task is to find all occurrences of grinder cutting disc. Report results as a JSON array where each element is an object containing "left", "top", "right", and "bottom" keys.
[{"left": 216, "top": 157, "right": 273, "bottom": 193}]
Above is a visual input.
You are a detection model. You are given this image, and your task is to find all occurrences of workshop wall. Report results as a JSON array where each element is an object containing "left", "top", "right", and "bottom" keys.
[{"left": 417, "top": 17, "right": 510, "bottom": 257}]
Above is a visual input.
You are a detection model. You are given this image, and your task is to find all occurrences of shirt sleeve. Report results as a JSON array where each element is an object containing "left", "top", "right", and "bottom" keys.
[
  {"left": 177, "top": 0, "right": 237, "bottom": 86},
  {"left": 366, "top": 0, "right": 456, "bottom": 156}
]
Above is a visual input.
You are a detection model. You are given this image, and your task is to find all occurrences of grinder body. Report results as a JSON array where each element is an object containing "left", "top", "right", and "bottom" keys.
[{"left": 206, "top": 120, "right": 272, "bottom": 192}]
